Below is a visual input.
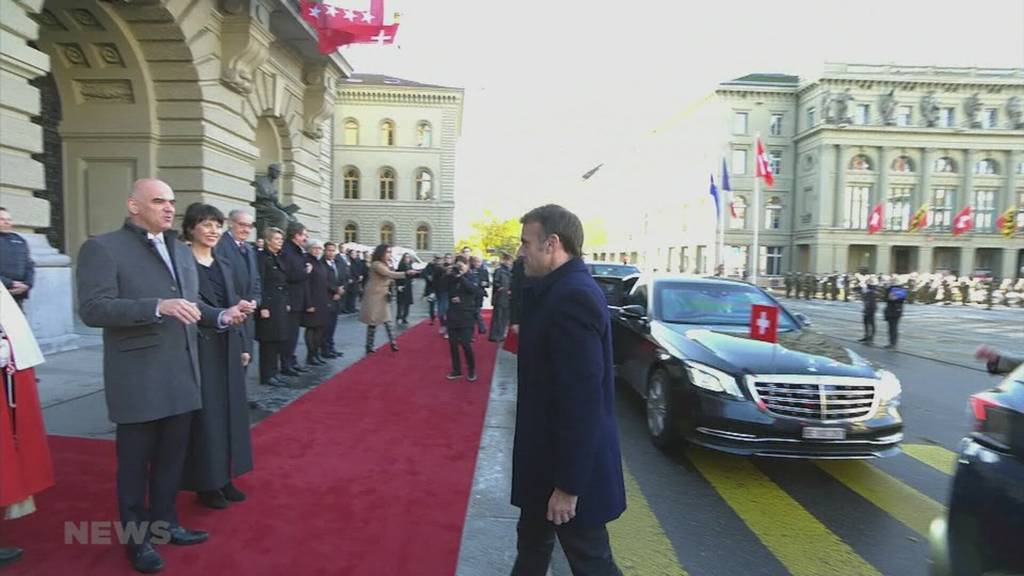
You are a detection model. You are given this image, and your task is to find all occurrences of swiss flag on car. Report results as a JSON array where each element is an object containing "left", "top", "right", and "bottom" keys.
[{"left": 749, "top": 304, "right": 779, "bottom": 344}]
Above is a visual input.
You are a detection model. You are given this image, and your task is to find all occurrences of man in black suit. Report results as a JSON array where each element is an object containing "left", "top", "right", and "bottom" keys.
[
  {"left": 215, "top": 209, "right": 262, "bottom": 370},
  {"left": 280, "top": 222, "right": 311, "bottom": 374},
  {"left": 321, "top": 242, "right": 345, "bottom": 358},
  {"left": 76, "top": 179, "right": 248, "bottom": 573}
]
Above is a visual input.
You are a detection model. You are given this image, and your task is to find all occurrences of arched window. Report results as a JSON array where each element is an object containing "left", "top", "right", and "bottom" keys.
[
  {"left": 974, "top": 158, "right": 999, "bottom": 175},
  {"left": 380, "top": 222, "right": 394, "bottom": 245},
  {"left": 891, "top": 155, "right": 915, "bottom": 173},
  {"left": 379, "top": 168, "right": 395, "bottom": 200},
  {"left": 380, "top": 120, "right": 395, "bottom": 146},
  {"left": 933, "top": 157, "right": 957, "bottom": 173},
  {"left": 729, "top": 196, "right": 747, "bottom": 230},
  {"left": 343, "top": 223, "right": 358, "bottom": 243},
  {"left": 416, "top": 122, "right": 432, "bottom": 147},
  {"left": 765, "top": 197, "right": 783, "bottom": 230},
  {"left": 344, "top": 119, "right": 359, "bottom": 145},
  {"left": 343, "top": 167, "right": 360, "bottom": 199},
  {"left": 416, "top": 225, "right": 430, "bottom": 251},
  {"left": 848, "top": 154, "right": 872, "bottom": 171},
  {"left": 415, "top": 169, "right": 434, "bottom": 200}
]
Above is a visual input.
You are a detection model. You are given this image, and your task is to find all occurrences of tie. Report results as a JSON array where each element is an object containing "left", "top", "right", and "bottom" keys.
[
  {"left": 150, "top": 236, "right": 177, "bottom": 280},
  {"left": 238, "top": 242, "right": 251, "bottom": 273}
]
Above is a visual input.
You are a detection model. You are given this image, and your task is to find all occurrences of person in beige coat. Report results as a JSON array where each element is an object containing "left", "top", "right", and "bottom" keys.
[{"left": 360, "top": 244, "right": 418, "bottom": 354}]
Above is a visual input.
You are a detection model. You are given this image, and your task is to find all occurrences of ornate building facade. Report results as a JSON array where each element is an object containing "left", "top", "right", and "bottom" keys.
[
  {"left": 331, "top": 74, "right": 463, "bottom": 258},
  {"left": 717, "top": 63, "right": 1024, "bottom": 279},
  {"left": 1, "top": 0, "right": 350, "bottom": 349}
]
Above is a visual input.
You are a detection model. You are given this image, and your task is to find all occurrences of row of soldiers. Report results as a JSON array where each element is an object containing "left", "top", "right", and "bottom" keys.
[{"left": 782, "top": 272, "right": 1024, "bottom": 308}]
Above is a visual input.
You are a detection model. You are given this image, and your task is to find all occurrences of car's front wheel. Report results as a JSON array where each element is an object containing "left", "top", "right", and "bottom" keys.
[{"left": 646, "top": 368, "right": 677, "bottom": 449}]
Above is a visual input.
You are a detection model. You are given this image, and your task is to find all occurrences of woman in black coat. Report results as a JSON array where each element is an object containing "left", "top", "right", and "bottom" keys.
[
  {"left": 395, "top": 253, "right": 415, "bottom": 324},
  {"left": 256, "top": 227, "right": 290, "bottom": 386},
  {"left": 180, "top": 203, "right": 255, "bottom": 510},
  {"left": 301, "top": 241, "right": 332, "bottom": 367},
  {"left": 446, "top": 258, "right": 483, "bottom": 381}
]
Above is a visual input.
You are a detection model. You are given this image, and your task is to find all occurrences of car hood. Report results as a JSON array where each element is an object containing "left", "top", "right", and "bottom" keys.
[{"left": 655, "top": 322, "right": 876, "bottom": 377}]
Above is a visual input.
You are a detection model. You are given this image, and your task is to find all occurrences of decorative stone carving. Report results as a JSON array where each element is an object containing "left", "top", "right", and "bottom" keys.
[
  {"left": 1006, "top": 96, "right": 1023, "bottom": 129},
  {"left": 820, "top": 90, "right": 833, "bottom": 123},
  {"left": 219, "top": 12, "right": 273, "bottom": 95},
  {"left": 71, "top": 9, "right": 104, "bottom": 30},
  {"left": 920, "top": 91, "right": 940, "bottom": 127},
  {"left": 964, "top": 93, "right": 982, "bottom": 128},
  {"left": 833, "top": 88, "right": 854, "bottom": 124},
  {"left": 74, "top": 79, "right": 134, "bottom": 103},
  {"left": 302, "top": 66, "right": 338, "bottom": 139},
  {"left": 879, "top": 89, "right": 896, "bottom": 125},
  {"left": 251, "top": 163, "right": 300, "bottom": 235},
  {"left": 30, "top": 9, "right": 67, "bottom": 30},
  {"left": 60, "top": 43, "right": 90, "bottom": 68},
  {"left": 96, "top": 43, "right": 124, "bottom": 67}
]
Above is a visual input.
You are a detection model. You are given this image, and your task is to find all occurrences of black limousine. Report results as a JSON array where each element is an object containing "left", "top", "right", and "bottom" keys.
[{"left": 601, "top": 273, "right": 904, "bottom": 459}]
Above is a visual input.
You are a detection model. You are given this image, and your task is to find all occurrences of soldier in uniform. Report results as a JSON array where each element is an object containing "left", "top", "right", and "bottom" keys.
[
  {"left": 842, "top": 273, "right": 851, "bottom": 302},
  {"left": 907, "top": 276, "right": 917, "bottom": 305},
  {"left": 784, "top": 273, "right": 793, "bottom": 298},
  {"left": 959, "top": 276, "right": 970, "bottom": 306},
  {"left": 804, "top": 273, "right": 815, "bottom": 300},
  {"left": 830, "top": 274, "right": 840, "bottom": 301},
  {"left": 942, "top": 277, "right": 953, "bottom": 305},
  {"left": 793, "top": 273, "right": 802, "bottom": 299},
  {"left": 985, "top": 278, "right": 995, "bottom": 310}
]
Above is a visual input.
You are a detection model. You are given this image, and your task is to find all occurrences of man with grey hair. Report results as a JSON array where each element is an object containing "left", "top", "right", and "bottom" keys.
[
  {"left": 76, "top": 179, "right": 248, "bottom": 573},
  {"left": 215, "top": 209, "right": 262, "bottom": 371},
  {"left": 511, "top": 204, "right": 625, "bottom": 575}
]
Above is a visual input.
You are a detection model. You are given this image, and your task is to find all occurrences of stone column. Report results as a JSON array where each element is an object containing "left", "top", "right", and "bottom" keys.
[
  {"left": 919, "top": 245, "right": 934, "bottom": 273},
  {"left": 1004, "top": 149, "right": 1020, "bottom": 215},
  {"left": 834, "top": 144, "right": 847, "bottom": 227},
  {"left": 876, "top": 246, "right": 891, "bottom": 275},
  {"left": 962, "top": 149, "right": 976, "bottom": 223},
  {"left": 918, "top": 148, "right": 933, "bottom": 215},
  {"left": 959, "top": 247, "right": 974, "bottom": 277},
  {"left": 876, "top": 145, "right": 889, "bottom": 208}
]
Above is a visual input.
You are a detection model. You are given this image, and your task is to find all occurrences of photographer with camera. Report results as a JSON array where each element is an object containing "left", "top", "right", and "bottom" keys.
[{"left": 445, "top": 256, "right": 483, "bottom": 381}]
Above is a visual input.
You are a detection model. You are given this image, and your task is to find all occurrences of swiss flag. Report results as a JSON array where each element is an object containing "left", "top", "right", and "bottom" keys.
[
  {"left": 952, "top": 205, "right": 973, "bottom": 236},
  {"left": 867, "top": 203, "right": 884, "bottom": 234},
  {"left": 750, "top": 304, "right": 779, "bottom": 344},
  {"left": 755, "top": 137, "right": 775, "bottom": 187}
]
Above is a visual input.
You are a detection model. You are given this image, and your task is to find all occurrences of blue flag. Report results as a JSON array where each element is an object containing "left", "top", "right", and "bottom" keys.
[
  {"left": 720, "top": 157, "right": 731, "bottom": 192},
  {"left": 709, "top": 174, "right": 720, "bottom": 220}
]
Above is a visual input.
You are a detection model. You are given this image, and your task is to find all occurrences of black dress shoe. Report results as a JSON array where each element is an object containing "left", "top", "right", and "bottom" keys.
[
  {"left": 0, "top": 547, "right": 23, "bottom": 567},
  {"left": 365, "top": 346, "right": 376, "bottom": 354},
  {"left": 390, "top": 343, "right": 399, "bottom": 352},
  {"left": 322, "top": 351, "right": 338, "bottom": 359},
  {"left": 166, "top": 525, "right": 209, "bottom": 546},
  {"left": 265, "top": 376, "right": 291, "bottom": 387},
  {"left": 292, "top": 365, "right": 309, "bottom": 373},
  {"left": 127, "top": 542, "right": 163, "bottom": 573},
  {"left": 279, "top": 368, "right": 300, "bottom": 377},
  {"left": 197, "top": 489, "right": 229, "bottom": 509},
  {"left": 221, "top": 481, "right": 246, "bottom": 502}
]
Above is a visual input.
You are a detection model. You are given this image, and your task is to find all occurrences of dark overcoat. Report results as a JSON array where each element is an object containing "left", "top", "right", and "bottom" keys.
[
  {"left": 445, "top": 273, "right": 482, "bottom": 329},
  {"left": 512, "top": 257, "right": 626, "bottom": 527},
  {"left": 256, "top": 249, "right": 289, "bottom": 342},
  {"left": 302, "top": 255, "right": 332, "bottom": 328},
  {"left": 215, "top": 232, "right": 261, "bottom": 353},
  {"left": 395, "top": 261, "right": 415, "bottom": 306},
  {"left": 280, "top": 240, "right": 309, "bottom": 312},
  {"left": 182, "top": 255, "right": 253, "bottom": 491}
]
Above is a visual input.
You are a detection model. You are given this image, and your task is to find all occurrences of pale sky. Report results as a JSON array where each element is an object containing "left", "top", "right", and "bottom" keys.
[{"left": 341, "top": 0, "right": 1024, "bottom": 240}]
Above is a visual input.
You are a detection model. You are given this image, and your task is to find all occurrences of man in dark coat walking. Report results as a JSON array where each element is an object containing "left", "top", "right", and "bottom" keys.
[
  {"left": 857, "top": 281, "right": 877, "bottom": 345},
  {"left": 884, "top": 284, "right": 906, "bottom": 349},
  {"left": 279, "top": 223, "right": 311, "bottom": 374},
  {"left": 511, "top": 204, "right": 625, "bottom": 576},
  {"left": 489, "top": 252, "right": 513, "bottom": 342},
  {"left": 76, "top": 179, "right": 247, "bottom": 573},
  {"left": 0, "top": 207, "right": 34, "bottom": 308}
]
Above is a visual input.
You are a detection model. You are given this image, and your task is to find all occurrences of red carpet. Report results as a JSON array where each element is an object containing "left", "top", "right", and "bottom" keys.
[{"left": 3, "top": 318, "right": 498, "bottom": 576}]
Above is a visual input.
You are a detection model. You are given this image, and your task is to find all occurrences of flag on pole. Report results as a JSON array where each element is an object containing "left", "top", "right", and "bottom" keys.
[
  {"left": 867, "top": 203, "right": 884, "bottom": 234},
  {"left": 709, "top": 174, "right": 721, "bottom": 221},
  {"left": 749, "top": 304, "right": 779, "bottom": 343},
  {"left": 996, "top": 207, "right": 1018, "bottom": 237},
  {"left": 755, "top": 136, "right": 775, "bottom": 188},
  {"left": 909, "top": 203, "right": 929, "bottom": 232},
  {"left": 721, "top": 157, "right": 736, "bottom": 217},
  {"left": 952, "top": 205, "right": 973, "bottom": 236},
  {"left": 300, "top": 0, "right": 400, "bottom": 53}
]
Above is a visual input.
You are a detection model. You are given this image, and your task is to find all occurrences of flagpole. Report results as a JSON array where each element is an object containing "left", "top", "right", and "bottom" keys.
[
  {"left": 718, "top": 191, "right": 725, "bottom": 275},
  {"left": 752, "top": 136, "right": 761, "bottom": 286}
]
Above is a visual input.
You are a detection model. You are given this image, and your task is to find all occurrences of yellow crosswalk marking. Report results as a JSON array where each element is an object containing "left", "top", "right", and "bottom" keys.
[
  {"left": 816, "top": 460, "right": 946, "bottom": 537},
  {"left": 609, "top": 464, "right": 688, "bottom": 576},
  {"left": 689, "top": 449, "right": 881, "bottom": 576},
  {"left": 902, "top": 444, "right": 957, "bottom": 476}
]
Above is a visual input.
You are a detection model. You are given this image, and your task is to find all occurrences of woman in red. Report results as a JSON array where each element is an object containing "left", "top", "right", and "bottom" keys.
[{"left": 0, "top": 284, "right": 54, "bottom": 567}]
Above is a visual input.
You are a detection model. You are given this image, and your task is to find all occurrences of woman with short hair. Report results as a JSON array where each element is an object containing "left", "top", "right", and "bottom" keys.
[
  {"left": 256, "top": 227, "right": 290, "bottom": 385},
  {"left": 301, "top": 240, "right": 331, "bottom": 366}
]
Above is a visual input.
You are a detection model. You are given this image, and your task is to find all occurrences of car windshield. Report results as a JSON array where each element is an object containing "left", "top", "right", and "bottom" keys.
[
  {"left": 590, "top": 264, "right": 640, "bottom": 277},
  {"left": 655, "top": 282, "right": 798, "bottom": 330}
]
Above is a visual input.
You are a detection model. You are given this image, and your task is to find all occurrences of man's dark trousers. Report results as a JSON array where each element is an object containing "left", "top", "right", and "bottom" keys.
[
  {"left": 116, "top": 412, "right": 193, "bottom": 539},
  {"left": 448, "top": 326, "right": 475, "bottom": 375},
  {"left": 322, "top": 308, "right": 339, "bottom": 354},
  {"left": 285, "top": 311, "right": 302, "bottom": 368},
  {"left": 510, "top": 508, "right": 623, "bottom": 576}
]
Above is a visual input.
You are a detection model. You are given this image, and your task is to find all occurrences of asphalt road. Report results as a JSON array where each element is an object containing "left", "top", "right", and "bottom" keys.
[{"left": 549, "top": 300, "right": 1018, "bottom": 576}]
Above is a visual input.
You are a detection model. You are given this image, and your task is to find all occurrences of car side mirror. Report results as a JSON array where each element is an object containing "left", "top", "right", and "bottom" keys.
[
  {"left": 620, "top": 304, "right": 648, "bottom": 320},
  {"left": 794, "top": 312, "right": 811, "bottom": 327}
]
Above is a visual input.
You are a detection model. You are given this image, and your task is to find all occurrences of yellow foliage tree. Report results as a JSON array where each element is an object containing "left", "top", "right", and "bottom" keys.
[{"left": 456, "top": 211, "right": 521, "bottom": 257}]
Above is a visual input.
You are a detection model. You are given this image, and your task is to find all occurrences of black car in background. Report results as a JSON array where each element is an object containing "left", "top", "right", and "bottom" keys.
[
  {"left": 586, "top": 261, "right": 641, "bottom": 278},
  {"left": 929, "top": 360, "right": 1024, "bottom": 575},
  {"left": 606, "top": 274, "right": 904, "bottom": 458}
]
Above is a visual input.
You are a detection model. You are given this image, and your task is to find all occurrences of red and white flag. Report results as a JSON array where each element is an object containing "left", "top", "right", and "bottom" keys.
[
  {"left": 755, "top": 137, "right": 775, "bottom": 188},
  {"left": 749, "top": 304, "right": 779, "bottom": 344},
  {"left": 867, "top": 203, "right": 884, "bottom": 234},
  {"left": 300, "top": 0, "right": 399, "bottom": 53},
  {"left": 952, "top": 205, "right": 973, "bottom": 236}
]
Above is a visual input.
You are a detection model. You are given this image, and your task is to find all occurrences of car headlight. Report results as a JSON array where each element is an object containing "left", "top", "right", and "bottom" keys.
[
  {"left": 683, "top": 361, "right": 744, "bottom": 399},
  {"left": 875, "top": 369, "right": 902, "bottom": 402}
]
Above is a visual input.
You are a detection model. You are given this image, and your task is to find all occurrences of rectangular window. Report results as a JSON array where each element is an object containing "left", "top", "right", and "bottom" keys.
[
  {"left": 983, "top": 108, "right": 998, "bottom": 129},
  {"left": 770, "top": 114, "right": 783, "bottom": 136},
  {"left": 931, "top": 187, "right": 954, "bottom": 231},
  {"left": 734, "top": 112, "right": 748, "bottom": 135},
  {"left": 695, "top": 246, "right": 708, "bottom": 275},
  {"left": 680, "top": 247, "right": 689, "bottom": 273},
  {"left": 843, "top": 186, "right": 870, "bottom": 229},
  {"left": 940, "top": 107, "right": 955, "bottom": 128},
  {"left": 732, "top": 149, "right": 748, "bottom": 175},
  {"left": 886, "top": 186, "right": 913, "bottom": 231},
  {"left": 896, "top": 105, "right": 912, "bottom": 126},
  {"left": 766, "top": 202, "right": 783, "bottom": 230},
  {"left": 727, "top": 245, "right": 748, "bottom": 277},
  {"left": 806, "top": 107, "right": 816, "bottom": 129},
  {"left": 973, "top": 189, "right": 996, "bottom": 231},
  {"left": 761, "top": 246, "right": 783, "bottom": 276},
  {"left": 768, "top": 150, "right": 782, "bottom": 176},
  {"left": 854, "top": 104, "right": 870, "bottom": 125},
  {"left": 1017, "top": 190, "right": 1024, "bottom": 231},
  {"left": 730, "top": 196, "right": 747, "bottom": 230}
]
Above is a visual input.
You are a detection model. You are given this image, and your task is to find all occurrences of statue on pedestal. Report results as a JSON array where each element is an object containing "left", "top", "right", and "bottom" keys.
[
  {"left": 820, "top": 90, "right": 834, "bottom": 124},
  {"left": 251, "top": 163, "right": 300, "bottom": 235},
  {"left": 833, "top": 88, "right": 854, "bottom": 124},
  {"left": 879, "top": 89, "right": 896, "bottom": 125},
  {"left": 1007, "top": 96, "right": 1023, "bottom": 129},
  {"left": 921, "top": 91, "right": 940, "bottom": 127},
  {"left": 964, "top": 93, "right": 982, "bottom": 128}
]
